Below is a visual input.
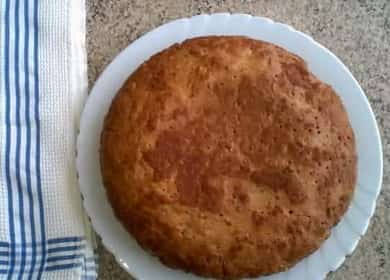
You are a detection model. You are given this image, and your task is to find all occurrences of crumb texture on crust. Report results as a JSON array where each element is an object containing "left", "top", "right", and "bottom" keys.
[{"left": 100, "top": 36, "right": 357, "bottom": 279}]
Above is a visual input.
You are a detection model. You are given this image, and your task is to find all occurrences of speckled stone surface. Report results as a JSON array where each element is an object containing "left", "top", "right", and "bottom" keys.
[{"left": 86, "top": 1, "right": 390, "bottom": 279}]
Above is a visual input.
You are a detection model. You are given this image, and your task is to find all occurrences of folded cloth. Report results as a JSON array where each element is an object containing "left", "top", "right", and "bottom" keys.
[{"left": 0, "top": 0, "right": 97, "bottom": 279}]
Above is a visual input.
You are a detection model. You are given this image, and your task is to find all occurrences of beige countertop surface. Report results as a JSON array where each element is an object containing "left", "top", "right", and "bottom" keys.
[{"left": 86, "top": 1, "right": 390, "bottom": 279}]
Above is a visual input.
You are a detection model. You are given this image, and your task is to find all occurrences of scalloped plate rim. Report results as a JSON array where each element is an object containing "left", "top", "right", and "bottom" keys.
[{"left": 77, "top": 13, "right": 383, "bottom": 280}]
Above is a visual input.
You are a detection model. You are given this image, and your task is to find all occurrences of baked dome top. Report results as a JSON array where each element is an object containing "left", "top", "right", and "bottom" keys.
[{"left": 100, "top": 36, "right": 357, "bottom": 279}]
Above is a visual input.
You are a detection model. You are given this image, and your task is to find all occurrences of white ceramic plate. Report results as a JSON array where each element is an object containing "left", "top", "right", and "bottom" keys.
[{"left": 77, "top": 13, "right": 383, "bottom": 280}]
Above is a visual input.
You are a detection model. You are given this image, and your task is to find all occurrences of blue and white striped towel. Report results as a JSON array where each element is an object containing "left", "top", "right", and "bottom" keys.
[{"left": 0, "top": 0, "right": 97, "bottom": 279}]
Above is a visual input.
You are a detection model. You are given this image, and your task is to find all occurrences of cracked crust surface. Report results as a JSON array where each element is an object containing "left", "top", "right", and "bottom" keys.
[{"left": 100, "top": 36, "right": 357, "bottom": 279}]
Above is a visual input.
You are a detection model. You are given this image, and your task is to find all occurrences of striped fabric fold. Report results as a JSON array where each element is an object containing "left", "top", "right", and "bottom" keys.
[{"left": 0, "top": 0, "right": 96, "bottom": 279}]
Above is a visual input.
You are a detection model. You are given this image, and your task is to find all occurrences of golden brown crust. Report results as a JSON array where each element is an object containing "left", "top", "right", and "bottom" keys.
[{"left": 100, "top": 36, "right": 357, "bottom": 279}]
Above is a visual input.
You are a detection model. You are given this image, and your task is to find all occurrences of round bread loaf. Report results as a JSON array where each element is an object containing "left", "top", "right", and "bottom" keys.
[{"left": 100, "top": 36, "right": 357, "bottom": 279}]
